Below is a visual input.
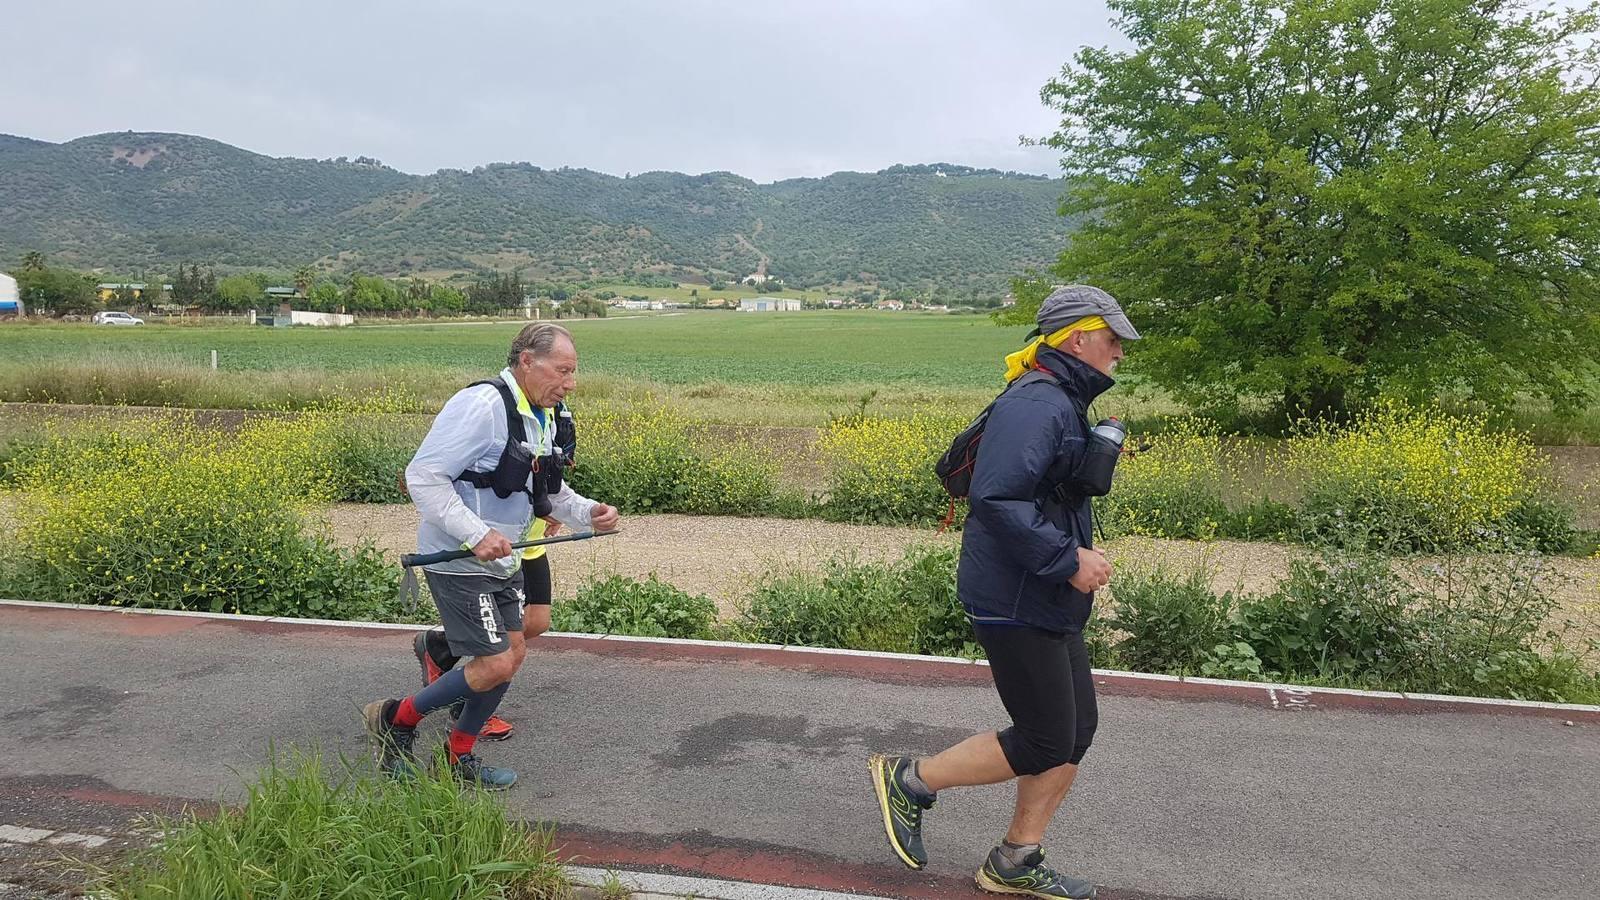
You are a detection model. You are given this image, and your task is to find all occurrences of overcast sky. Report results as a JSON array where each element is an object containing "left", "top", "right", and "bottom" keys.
[{"left": 3, "top": 0, "right": 1123, "bottom": 182}]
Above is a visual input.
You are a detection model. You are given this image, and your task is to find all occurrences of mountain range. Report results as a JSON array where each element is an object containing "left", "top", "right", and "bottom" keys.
[{"left": 0, "top": 131, "right": 1073, "bottom": 292}]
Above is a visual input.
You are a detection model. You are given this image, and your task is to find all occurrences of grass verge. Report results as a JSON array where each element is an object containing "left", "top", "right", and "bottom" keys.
[{"left": 98, "top": 749, "right": 570, "bottom": 899}]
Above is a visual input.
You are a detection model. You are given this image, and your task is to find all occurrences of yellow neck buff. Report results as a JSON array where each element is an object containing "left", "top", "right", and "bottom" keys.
[{"left": 1003, "top": 315, "right": 1108, "bottom": 382}]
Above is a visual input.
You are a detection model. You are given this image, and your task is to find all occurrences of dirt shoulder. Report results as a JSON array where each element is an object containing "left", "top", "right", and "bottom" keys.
[{"left": 315, "top": 505, "right": 1600, "bottom": 643}]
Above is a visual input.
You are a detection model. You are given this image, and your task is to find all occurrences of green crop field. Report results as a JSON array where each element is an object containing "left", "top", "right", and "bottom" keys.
[
  {"left": 0, "top": 312, "right": 1031, "bottom": 388},
  {"left": 4, "top": 313, "right": 1594, "bottom": 441},
  {"left": 0, "top": 312, "right": 1115, "bottom": 425}
]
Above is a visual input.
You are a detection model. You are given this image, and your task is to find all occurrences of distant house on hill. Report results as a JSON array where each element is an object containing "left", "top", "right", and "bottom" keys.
[{"left": 875, "top": 299, "right": 905, "bottom": 311}]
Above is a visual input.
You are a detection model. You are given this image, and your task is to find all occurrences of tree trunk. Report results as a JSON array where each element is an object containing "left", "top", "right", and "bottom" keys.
[{"left": 1282, "top": 382, "right": 1349, "bottom": 425}]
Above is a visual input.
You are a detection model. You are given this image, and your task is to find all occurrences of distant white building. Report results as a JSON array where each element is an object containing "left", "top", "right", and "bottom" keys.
[
  {"left": 740, "top": 298, "right": 801, "bottom": 312},
  {"left": 0, "top": 272, "right": 19, "bottom": 315},
  {"left": 618, "top": 299, "right": 665, "bottom": 311}
]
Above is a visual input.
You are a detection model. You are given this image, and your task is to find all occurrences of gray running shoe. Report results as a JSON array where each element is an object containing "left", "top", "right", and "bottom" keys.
[
  {"left": 362, "top": 699, "right": 418, "bottom": 779},
  {"left": 869, "top": 754, "right": 935, "bottom": 869},
  {"left": 449, "top": 753, "right": 518, "bottom": 791},
  {"left": 976, "top": 847, "right": 1096, "bottom": 899}
]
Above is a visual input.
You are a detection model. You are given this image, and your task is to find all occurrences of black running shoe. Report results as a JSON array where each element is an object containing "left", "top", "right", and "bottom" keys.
[
  {"left": 976, "top": 847, "right": 1097, "bottom": 899},
  {"left": 869, "top": 754, "right": 934, "bottom": 869},
  {"left": 362, "top": 699, "right": 418, "bottom": 779}
]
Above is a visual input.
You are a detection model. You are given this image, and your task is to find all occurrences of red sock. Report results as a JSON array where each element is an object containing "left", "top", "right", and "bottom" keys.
[
  {"left": 391, "top": 696, "right": 423, "bottom": 729},
  {"left": 448, "top": 729, "right": 478, "bottom": 762}
]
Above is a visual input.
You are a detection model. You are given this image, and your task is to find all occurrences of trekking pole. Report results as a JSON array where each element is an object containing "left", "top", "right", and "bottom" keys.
[
  {"left": 397, "top": 529, "right": 620, "bottom": 610},
  {"left": 401, "top": 529, "right": 621, "bottom": 568}
]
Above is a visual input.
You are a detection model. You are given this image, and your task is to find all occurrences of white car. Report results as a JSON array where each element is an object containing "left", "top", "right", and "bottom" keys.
[{"left": 93, "top": 311, "right": 145, "bottom": 325}]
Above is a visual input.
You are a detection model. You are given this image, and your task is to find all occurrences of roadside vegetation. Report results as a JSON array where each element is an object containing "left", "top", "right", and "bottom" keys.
[{"left": 98, "top": 750, "right": 570, "bottom": 900}]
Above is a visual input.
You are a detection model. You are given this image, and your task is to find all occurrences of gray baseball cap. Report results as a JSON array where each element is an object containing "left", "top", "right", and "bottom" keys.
[{"left": 1029, "top": 284, "right": 1140, "bottom": 341}]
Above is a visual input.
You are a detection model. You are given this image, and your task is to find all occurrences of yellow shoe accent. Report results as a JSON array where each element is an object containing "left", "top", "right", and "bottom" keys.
[{"left": 869, "top": 754, "right": 924, "bottom": 870}]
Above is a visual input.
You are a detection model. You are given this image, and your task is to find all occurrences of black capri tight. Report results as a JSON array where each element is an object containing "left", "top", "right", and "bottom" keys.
[
  {"left": 972, "top": 622, "right": 1098, "bottom": 775},
  {"left": 521, "top": 555, "right": 553, "bottom": 606}
]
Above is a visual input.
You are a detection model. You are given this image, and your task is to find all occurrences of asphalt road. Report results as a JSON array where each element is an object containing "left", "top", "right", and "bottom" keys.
[{"left": 1, "top": 603, "right": 1595, "bottom": 900}]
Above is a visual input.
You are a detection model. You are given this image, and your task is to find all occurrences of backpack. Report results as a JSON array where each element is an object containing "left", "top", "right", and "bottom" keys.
[
  {"left": 934, "top": 368, "right": 1060, "bottom": 507},
  {"left": 396, "top": 383, "right": 575, "bottom": 504}
]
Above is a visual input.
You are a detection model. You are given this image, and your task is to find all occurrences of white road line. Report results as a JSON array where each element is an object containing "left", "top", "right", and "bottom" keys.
[
  {"left": 568, "top": 866, "right": 897, "bottom": 900},
  {"left": 46, "top": 832, "right": 110, "bottom": 849},
  {"left": 0, "top": 825, "right": 52, "bottom": 844}
]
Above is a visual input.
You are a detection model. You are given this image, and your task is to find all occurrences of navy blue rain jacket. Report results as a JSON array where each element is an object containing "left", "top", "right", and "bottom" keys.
[{"left": 957, "top": 347, "right": 1114, "bottom": 633}]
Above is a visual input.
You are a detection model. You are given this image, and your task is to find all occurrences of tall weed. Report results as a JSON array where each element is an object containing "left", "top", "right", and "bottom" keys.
[
  {"left": 100, "top": 750, "right": 569, "bottom": 900},
  {"left": 552, "top": 574, "right": 719, "bottom": 639},
  {"left": 570, "top": 401, "right": 779, "bottom": 515},
  {"left": 0, "top": 413, "right": 399, "bottom": 618},
  {"left": 737, "top": 544, "right": 972, "bottom": 656},
  {"left": 1286, "top": 402, "right": 1572, "bottom": 552},
  {"left": 1099, "top": 418, "right": 1238, "bottom": 540},
  {"left": 814, "top": 415, "right": 963, "bottom": 525}
]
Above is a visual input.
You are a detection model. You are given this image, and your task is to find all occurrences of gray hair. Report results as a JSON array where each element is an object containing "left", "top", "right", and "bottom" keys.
[{"left": 506, "top": 323, "right": 573, "bottom": 369}]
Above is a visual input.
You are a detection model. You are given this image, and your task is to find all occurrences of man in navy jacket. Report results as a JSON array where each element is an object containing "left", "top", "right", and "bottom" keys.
[{"left": 870, "top": 285, "right": 1139, "bottom": 900}]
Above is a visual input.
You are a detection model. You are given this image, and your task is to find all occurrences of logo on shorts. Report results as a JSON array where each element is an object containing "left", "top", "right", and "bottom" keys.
[
  {"left": 513, "top": 587, "right": 526, "bottom": 604},
  {"left": 478, "top": 593, "right": 501, "bottom": 644}
]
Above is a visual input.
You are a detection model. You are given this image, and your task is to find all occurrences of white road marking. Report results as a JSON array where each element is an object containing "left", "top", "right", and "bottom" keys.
[
  {"left": 568, "top": 866, "right": 897, "bottom": 900},
  {"left": 46, "top": 832, "right": 110, "bottom": 848},
  {"left": 0, "top": 826, "right": 52, "bottom": 844}
]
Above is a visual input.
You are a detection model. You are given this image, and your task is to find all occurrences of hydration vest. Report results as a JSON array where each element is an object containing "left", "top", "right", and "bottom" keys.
[{"left": 455, "top": 379, "right": 571, "bottom": 517}]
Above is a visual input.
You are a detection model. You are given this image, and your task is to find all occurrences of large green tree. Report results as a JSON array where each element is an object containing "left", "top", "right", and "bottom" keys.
[
  {"left": 1028, "top": 0, "right": 1600, "bottom": 420},
  {"left": 15, "top": 268, "right": 98, "bottom": 315}
]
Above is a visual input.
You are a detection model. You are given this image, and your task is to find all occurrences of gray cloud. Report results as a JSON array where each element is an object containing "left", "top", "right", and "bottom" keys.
[{"left": 4, "top": 0, "right": 1122, "bottom": 181}]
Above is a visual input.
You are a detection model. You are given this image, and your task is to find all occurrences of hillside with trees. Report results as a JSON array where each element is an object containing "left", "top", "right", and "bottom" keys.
[{"left": 0, "top": 132, "right": 1069, "bottom": 293}]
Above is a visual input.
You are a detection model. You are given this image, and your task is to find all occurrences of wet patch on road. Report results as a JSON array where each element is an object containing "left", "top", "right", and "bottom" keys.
[
  {"left": 651, "top": 713, "right": 972, "bottom": 770},
  {"left": 0, "top": 686, "right": 138, "bottom": 738}
]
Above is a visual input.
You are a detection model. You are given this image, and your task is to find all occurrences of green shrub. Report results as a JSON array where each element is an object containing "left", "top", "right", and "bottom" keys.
[
  {"left": 681, "top": 444, "right": 782, "bottom": 516},
  {"left": 0, "top": 434, "right": 47, "bottom": 486},
  {"left": 1223, "top": 499, "right": 1301, "bottom": 542},
  {"left": 1104, "top": 567, "right": 1234, "bottom": 674},
  {"left": 0, "top": 414, "right": 400, "bottom": 619},
  {"left": 1199, "top": 641, "right": 1265, "bottom": 680},
  {"left": 328, "top": 418, "right": 420, "bottom": 504},
  {"left": 570, "top": 403, "right": 778, "bottom": 516},
  {"left": 101, "top": 750, "right": 568, "bottom": 899},
  {"left": 737, "top": 544, "right": 973, "bottom": 656},
  {"left": 1099, "top": 418, "right": 1237, "bottom": 540},
  {"left": 1092, "top": 551, "right": 1597, "bottom": 702},
  {"left": 1499, "top": 496, "right": 1579, "bottom": 554},
  {"left": 814, "top": 415, "right": 963, "bottom": 525},
  {"left": 552, "top": 573, "right": 719, "bottom": 639},
  {"left": 1286, "top": 403, "right": 1572, "bottom": 553},
  {"left": 1406, "top": 554, "right": 1598, "bottom": 702},
  {"left": 769, "top": 488, "right": 822, "bottom": 519},
  {"left": 1232, "top": 553, "right": 1421, "bottom": 688}
]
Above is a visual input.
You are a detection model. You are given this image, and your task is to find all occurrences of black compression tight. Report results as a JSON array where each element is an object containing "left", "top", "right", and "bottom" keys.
[{"left": 972, "top": 622, "right": 1098, "bottom": 775}]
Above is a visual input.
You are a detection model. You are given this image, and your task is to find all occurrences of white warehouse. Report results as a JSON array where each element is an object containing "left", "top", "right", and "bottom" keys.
[{"left": 739, "top": 298, "right": 801, "bottom": 312}]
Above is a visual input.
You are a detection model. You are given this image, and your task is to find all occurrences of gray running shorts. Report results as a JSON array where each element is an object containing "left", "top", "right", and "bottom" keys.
[{"left": 423, "top": 569, "right": 526, "bottom": 658}]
